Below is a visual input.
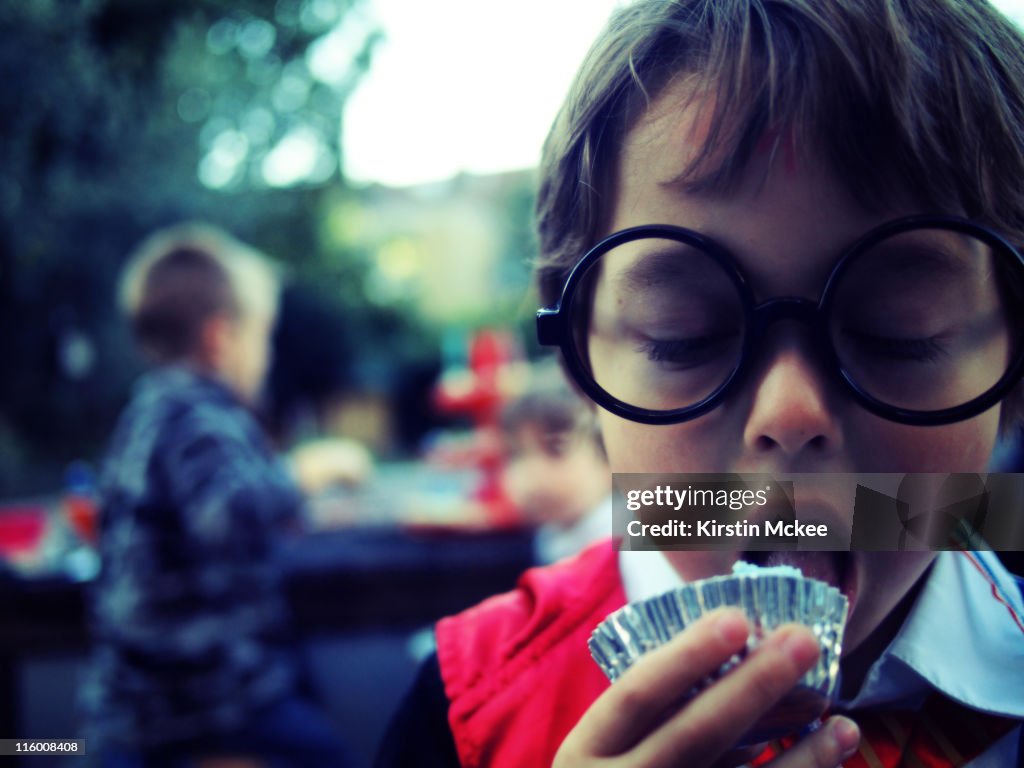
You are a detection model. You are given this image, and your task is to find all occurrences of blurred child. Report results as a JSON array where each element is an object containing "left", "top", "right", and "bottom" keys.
[
  {"left": 499, "top": 378, "right": 611, "bottom": 564},
  {"left": 81, "top": 223, "right": 351, "bottom": 766},
  {"left": 378, "top": 1, "right": 1024, "bottom": 766}
]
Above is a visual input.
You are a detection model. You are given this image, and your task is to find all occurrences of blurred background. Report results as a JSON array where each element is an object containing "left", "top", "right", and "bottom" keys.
[
  {"left": 0, "top": 0, "right": 622, "bottom": 493},
  {"left": 0, "top": 0, "right": 621, "bottom": 765},
  {"left": 3, "top": 0, "right": 1024, "bottom": 765}
]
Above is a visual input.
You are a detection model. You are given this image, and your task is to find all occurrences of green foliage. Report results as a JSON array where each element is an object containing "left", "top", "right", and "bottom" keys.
[{"left": 0, "top": 0, "right": 407, "bottom": 495}]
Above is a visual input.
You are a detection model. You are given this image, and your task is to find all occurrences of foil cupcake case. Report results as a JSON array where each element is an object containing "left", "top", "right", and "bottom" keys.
[{"left": 589, "top": 568, "right": 849, "bottom": 742}]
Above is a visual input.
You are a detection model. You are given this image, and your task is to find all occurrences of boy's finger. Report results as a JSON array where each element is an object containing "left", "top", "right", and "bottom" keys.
[
  {"left": 631, "top": 624, "right": 822, "bottom": 768},
  {"left": 577, "top": 608, "right": 752, "bottom": 756},
  {"left": 768, "top": 716, "right": 861, "bottom": 768}
]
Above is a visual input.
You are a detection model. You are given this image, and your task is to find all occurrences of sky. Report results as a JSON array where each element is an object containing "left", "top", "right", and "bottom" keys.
[
  {"left": 342, "top": 0, "right": 1024, "bottom": 188},
  {"left": 341, "top": 0, "right": 621, "bottom": 187}
]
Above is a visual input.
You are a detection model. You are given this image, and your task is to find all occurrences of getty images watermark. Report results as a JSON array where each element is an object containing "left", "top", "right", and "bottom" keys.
[{"left": 613, "top": 473, "right": 1024, "bottom": 551}]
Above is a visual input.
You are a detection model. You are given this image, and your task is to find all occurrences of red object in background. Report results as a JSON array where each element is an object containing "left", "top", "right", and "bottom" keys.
[
  {"left": 433, "top": 328, "right": 522, "bottom": 528},
  {"left": 472, "top": 467, "right": 521, "bottom": 528},
  {"left": 65, "top": 494, "right": 98, "bottom": 544},
  {"left": 0, "top": 506, "right": 48, "bottom": 557},
  {"left": 61, "top": 460, "right": 99, "bottom": 545},
  {"left": 434, "top": 328, "right": 516, "bottom": 428}
]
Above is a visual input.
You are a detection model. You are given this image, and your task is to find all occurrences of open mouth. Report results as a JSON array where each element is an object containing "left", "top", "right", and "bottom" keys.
[{"left": 740, "top": 549, "right": 858, "bottom": 613}]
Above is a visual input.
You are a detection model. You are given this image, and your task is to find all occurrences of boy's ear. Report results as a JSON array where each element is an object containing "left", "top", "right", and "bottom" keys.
[{"left": 197, "top": 313, "right": 234, "bottom": 370}]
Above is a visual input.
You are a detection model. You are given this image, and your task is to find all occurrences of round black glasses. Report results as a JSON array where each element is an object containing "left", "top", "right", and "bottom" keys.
[{"left": 536, "top": 215, "right": 1024, "bottom": 426}]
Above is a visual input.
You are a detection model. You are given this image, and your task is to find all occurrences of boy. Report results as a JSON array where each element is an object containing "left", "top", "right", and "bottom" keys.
[
  {"left": 378, "top": 1, "right": 1024, "bottom": 766},
  {"left": 498, "top": 374, "right": 611, "bottom": 564},
  {"left": 81, "top": 224, "right": 350, "bottom": 766}
]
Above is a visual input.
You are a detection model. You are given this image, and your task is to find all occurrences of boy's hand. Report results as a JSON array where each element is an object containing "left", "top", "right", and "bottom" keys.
[{"left": 554, "top": 609, "right": 861, "bottom": 768}]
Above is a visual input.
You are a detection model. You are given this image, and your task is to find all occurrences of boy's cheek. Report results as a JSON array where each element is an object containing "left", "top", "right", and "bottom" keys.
[
  {"left": 597, "top": 411, "right": 728, "bottom": 473},
  {"left": 845, "top": 412, "right": 1000, "bottom": 473}
]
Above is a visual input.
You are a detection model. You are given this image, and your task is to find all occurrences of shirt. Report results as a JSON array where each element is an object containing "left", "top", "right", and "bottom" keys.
[
  {"left": 379, "top": 547, "right": 1023, "bottom": 767},
  {"left": 81, "top": 366, "right": 303, "bottom": 750},
  {"left": 620, "top": 549, "right": 1024, "bottom": 766}
]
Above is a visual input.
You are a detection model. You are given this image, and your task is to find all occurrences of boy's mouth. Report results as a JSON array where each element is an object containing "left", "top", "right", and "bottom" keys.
[{"left": 740, "top": 549, "right": 858, "bottom": 614}]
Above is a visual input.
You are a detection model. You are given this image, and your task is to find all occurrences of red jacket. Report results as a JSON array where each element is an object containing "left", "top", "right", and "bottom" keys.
[
  {"left": 436, "top": 540, "right": 623, "bottom": 768},
  {"left": 436, "top": 541, "right": 1018, "bottom": 768}
]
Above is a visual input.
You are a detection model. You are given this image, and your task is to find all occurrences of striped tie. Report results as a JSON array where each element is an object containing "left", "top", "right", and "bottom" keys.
[{"left": 751, "top": 694, "right": 1018, "bottom": 767}]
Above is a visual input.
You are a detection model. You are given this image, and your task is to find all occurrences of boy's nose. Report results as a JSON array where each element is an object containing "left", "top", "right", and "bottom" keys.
[{"left": 741, "top": 328, "right": 844, "bottom": 461}]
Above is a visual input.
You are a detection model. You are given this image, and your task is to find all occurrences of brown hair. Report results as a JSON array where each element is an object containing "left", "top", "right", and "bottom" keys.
[
  {"left": 502, "top": 387, "right": 590, "bottom": 438},
  {"left": 535, "top": 0, "right": 1024, "bottom": 425},
  {"left": 501, "top": 366, "right": 604, "bottom": 450},
  {"left": 119, "top": 223, "right": 279, "bottom": 363}
]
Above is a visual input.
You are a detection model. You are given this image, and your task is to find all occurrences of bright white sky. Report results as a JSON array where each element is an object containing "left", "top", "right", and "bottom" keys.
[
  {"left": 342, "top": 0, "right": 621, "bottom": 187},
  {"left": 343, "top": 0, "right": 1024, "bottom": 188}
]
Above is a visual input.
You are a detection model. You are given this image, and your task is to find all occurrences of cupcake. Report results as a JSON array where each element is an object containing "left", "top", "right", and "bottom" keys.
[{"left": 589, "top": 561, "right": 848, "bottom": 745}]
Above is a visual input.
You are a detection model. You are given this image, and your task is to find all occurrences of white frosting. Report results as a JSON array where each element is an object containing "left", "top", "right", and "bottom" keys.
[{"left": 731, "top": 560, "right": 803, "bottom": 578}]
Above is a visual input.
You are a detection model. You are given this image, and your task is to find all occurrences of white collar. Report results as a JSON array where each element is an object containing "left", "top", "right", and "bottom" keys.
[
  {"left": 841, "top": 550, "right": 1024, "bottom": 716},
  {"left": 618, "top": 549, "right": 683, "bottom": 602},
  {"left": 617, "top": 549, "right": 1024, "bottom": 718}
]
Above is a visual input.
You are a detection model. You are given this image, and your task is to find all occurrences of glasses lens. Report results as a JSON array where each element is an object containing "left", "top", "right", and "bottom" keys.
[
  {"left": 830, "top": 226, "right": 1023, "bottom": 412},
  {"left": 568, "top": 236, "right": 746, "bottom": 412}
]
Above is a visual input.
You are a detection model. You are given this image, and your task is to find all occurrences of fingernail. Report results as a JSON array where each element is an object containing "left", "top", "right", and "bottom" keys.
[
  {"left": 831, "top": 717, "right": 860, "bottom": 755},
  {"left": 781, "top": 627, "right": 819, "bottom": 666},
  {"left": 714, "top": 609, "right": 749, "bottom": 645}
]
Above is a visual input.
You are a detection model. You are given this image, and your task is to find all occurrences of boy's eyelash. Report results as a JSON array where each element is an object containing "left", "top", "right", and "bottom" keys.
[
  {"left": 637, "top": 332, "right": 737, "bottom": 364},
  {"left": 841, "top": 330, "right": 949, "bottom": 362}
]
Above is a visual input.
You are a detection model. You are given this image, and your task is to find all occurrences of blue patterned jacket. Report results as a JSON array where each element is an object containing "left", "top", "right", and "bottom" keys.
[{"left": 82, "top": 366, "right": 303, "bottom": 749}]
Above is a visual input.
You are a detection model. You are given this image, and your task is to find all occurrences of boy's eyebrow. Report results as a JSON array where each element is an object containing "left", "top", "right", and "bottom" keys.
[
  {"left": 864, "top": 239, "right": 991, "bottom": 280},
  {"left": 611, "top": 232, "right": 992, "bottom": 295},
  {"left": 616, "top": 244, "right": 728, "bottom": 293}
]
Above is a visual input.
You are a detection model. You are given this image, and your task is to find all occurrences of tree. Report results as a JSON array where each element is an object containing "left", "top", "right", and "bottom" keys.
[{"left": 0, "top": 0, "right": 390, "bottom": 495}]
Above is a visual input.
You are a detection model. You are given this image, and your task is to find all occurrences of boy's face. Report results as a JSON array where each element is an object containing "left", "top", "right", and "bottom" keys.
[
  {"left": 596, "top": 80, "right": 1001, "bottom": 655},
  {"left": 501, "top": 423, "right": 610, "bottom": 527}
]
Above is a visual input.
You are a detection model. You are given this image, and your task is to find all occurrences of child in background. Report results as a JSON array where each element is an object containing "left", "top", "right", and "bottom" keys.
[
  {"left": 81, "top": 223, "right": 351, "bottom": 767},
  {"left": 377, "top": 1, "right": 1024, "bottom": 766},
  {"left": 499, "top": 375, "right": 611, "bottom": 565}
]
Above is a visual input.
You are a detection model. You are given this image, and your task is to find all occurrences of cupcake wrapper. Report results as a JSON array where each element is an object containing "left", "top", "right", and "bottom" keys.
[{"left": 589, "top": 574, "right": 848, "bottom": 699}]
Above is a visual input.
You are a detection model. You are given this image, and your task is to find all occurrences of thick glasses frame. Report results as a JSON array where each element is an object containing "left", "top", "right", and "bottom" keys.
[{"left": 536, "top": 214, "right": 1024, "bottom": 426}]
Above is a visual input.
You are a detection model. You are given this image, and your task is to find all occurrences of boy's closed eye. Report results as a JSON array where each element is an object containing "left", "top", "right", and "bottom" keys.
[{"left": 637, "top": 329, "right": 743, "bottom": 369}]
